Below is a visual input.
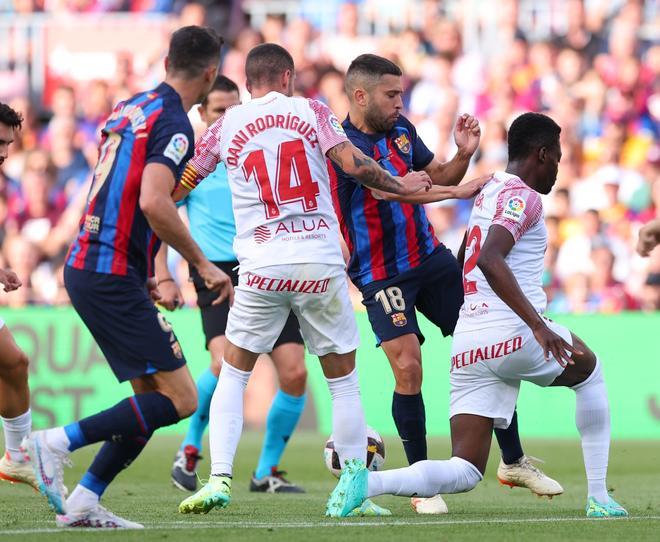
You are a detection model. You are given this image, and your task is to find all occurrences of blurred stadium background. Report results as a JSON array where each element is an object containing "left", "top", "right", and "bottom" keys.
[{"left": 0, "top": 0, "right": 658, "bottom": 436}]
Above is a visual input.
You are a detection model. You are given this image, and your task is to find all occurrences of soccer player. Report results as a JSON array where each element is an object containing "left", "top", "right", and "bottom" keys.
[
  {"left": 0, "top": 103, "right": 36, "bottom": 491},
  {"left": 326, "top": 112, "right": 628, "bottom": 519},
  {"left": 330, "top": 54, "right": 561, "bottom": 513},
  {"left": 175, "top": 43, "right": 432, "bottom": 515},
  {"left": 160, "top": 76, "right": 307, "bottom": 494},
  {"left": 23, "top": 26, "right": 233, "bottom": 529}
]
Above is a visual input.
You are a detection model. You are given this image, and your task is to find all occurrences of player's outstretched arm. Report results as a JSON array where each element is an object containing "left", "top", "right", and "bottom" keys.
[
  {"left": 370, "top": 174, "right": 490, "bottom": 204},
  {"left": 422, "top": 114, "right": 481, "bottom": 186},
  {"left": 327, "top": 141, "right": 431, "bottom": 195},
  {"left": 478, "top": 225, "right": 580, "bottom": 366},
  {"left": 141, "top": 163, "right": 233, "bottom": 305}
]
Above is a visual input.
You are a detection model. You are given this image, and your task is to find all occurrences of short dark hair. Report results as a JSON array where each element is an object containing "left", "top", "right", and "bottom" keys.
[
  {"left": 167, "top": 26, "right": 223, "bottom": 79},
  {"left": 0, "top": 103, "right": 23, "bottom": 130},
  {"left": 245, "top": 43, "right": 294, "bottom": 87},
  {"left": 345, "top": 54, "right": 402, "bottom": 93},
  {"left": 507, "top": 112, "right": 561, "bottom": 161},
  {"left": 201, "top": 75, "right": 240, "bottom": 106}
]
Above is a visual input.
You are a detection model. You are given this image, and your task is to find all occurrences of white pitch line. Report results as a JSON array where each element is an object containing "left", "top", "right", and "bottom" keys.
[{"left": 2, "top": 515, "right": 660, "bottom": 535}]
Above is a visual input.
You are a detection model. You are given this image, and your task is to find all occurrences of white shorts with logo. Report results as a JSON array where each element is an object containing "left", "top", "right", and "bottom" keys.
[
  {"left": 225, "top": 263, "right": 360, "bottom": 356},
  {"left": 449, "top": 318, "right": 572, "bottom": 429}
]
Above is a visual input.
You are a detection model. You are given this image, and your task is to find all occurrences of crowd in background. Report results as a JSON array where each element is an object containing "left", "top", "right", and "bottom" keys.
[{"left": 0, "top": 0, "right": 658, "bottom": 313}]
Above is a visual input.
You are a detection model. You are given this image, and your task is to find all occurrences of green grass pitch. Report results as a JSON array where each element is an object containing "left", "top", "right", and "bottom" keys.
[{"left": 1, "top": 433, "right": 658, "bottom": 541}]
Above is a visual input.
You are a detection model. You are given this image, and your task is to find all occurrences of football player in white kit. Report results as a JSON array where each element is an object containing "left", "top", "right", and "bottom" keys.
[
  {"left": 326, "top": 112, "right": 628, "bottom": 519},
  {"left": 175, "top": 43, "right": 432, "bottom": 514}
]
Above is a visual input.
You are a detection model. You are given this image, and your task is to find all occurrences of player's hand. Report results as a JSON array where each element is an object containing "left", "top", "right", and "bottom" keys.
[
  {"left": 156, "top": 278, "right": 184, "bottom": 311},
  {"left": 454, "top": 114, "right": 481, "bottom": 156},
  {"left": 453, "top": 174, "right": 492, "bottom": 199},
  {"left": 0, "top": 268, "right": 22, "bottom": 292},
  {"left": 198, "top": 261, "right": 234, "bottom": 306},
  {"left": 532, "top": 322, "right": 582, "bottom": 368},
  {"left": 146, "top": 277, "right": 162, "bottom": 303},
  {"left": 636, "top": 220, "right": 660, "bottom": 256},
  {"left": 400, "top": 170, "right": 433, "bottom": 194}
]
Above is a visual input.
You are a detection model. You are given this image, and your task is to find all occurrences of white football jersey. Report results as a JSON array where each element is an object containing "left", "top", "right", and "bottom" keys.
[
  {"left": 454, "top": 172, "right": 547, "bottom": 333},
  {"left": 184, "top": 91, "right": 348, "bottom": 272}
]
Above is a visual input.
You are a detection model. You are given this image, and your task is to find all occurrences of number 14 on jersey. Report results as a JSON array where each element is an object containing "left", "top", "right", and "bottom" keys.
[{"left": 243, "top": 138, "right": 320, "bottom": 219}]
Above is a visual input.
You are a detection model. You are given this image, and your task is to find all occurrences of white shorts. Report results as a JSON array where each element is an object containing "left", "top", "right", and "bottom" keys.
[
  {"left": 225, "top": 264, "right": 360, "bottom": 356},
  {"left": 449, "top": 318, "right": 572, "bottom": 429},
  {"left": 0, "top": 317, "right": 4, "bottom": 329}
]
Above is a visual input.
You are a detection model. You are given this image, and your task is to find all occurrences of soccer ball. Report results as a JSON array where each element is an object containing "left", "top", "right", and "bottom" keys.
[{"left": 323, "top": 426, "right": 385, "bottom": 478}]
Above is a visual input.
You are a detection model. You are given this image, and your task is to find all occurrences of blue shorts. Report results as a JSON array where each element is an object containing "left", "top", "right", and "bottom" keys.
[
  {"left": 360, "top": 245, "right": 463, "bottom": 346},
  {"left": 64, "top": 266, "right": 187, "bottom": 382}
]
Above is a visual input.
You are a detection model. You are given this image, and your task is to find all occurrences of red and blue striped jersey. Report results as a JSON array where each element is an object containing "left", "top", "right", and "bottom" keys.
[
  {"left": 330, "top": 115, "right": 439, "bottom": 288},
  {"left": 66, "top": 83, "right": 194, "bottom": 281}
]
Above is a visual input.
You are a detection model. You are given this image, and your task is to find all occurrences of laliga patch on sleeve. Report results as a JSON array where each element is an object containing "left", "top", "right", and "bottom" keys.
[
  {"left": 329, "top": 115, "right": 346, "bottom": 136},
  {"left": 163, "top": 133, "right": 190, "bottom": 165},
  {"left": 503, "top": 196, "right": 526, "bottom": 221}
]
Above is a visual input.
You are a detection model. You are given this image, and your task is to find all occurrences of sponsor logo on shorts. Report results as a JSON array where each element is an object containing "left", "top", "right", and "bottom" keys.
[
  {"left": 391, "top": 312, "right": 407, "bottom": 327},
  {"left": 503, "top": 196, "right": 526, "bottom": 221},
  {"left": 245, "top": 273, "right": 330, "bottom": 294},
  {"left": 451, "top": 336, "right": 523, "bottom": 372},
  {"left": 254, "top": 225, "right": 271, "bottom": 244}
]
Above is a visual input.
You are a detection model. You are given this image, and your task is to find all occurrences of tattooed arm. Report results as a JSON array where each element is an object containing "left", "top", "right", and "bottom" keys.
[{"left": 327, "top": 141, "right": 431, "bottom": 195}]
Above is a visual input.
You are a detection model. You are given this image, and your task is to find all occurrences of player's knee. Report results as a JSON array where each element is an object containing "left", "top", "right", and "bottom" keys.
[
  {"left": 210, "top": 358, "right": 222, "bottom": 377},
  {"left": 0, "top": 348, "right": 29, "bottom": 381},
  {"left": 280, "top": 364, "right": 307, "bottom": 396},
  {"left": 177, "top": 394, "right": 198, "bottom": 419},
  {"left": 449, "top": 456, "right": 482, "bottom": 492},
  {"left": 169, "top": 384, "right": 198, "bottom": 418},
  {"left": 393, "top": 358, "right": 422, "bottom": 393}
]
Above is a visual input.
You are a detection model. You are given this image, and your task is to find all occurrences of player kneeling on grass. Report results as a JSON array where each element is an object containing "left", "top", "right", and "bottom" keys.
[{"left": 326, "top": 112, "right": 628, "bottom": 519}]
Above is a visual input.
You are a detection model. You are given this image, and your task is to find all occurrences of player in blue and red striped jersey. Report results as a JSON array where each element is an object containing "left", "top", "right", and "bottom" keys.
[
  {"left": 23, "top": 26, "right": 233, "bottom": 529},
  {"left": 330, "top": 54, "right": 562, "bottom": 514}
]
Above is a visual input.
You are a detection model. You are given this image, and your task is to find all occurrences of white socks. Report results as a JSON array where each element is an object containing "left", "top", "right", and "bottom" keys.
[
  {"left": 209, "top": 360, "right": 251, "bottom": 476},
  {"left": 368, "top": 456, "right": 482, "bottom": 498},
  {"left": 326, "top": 368, "right": 367, "bottom": 467},
  {"left": 67, "top": 484, "right": 99, "bottom": 513},
  {"left": 573, "top": 358, "right": 610, "bottom": 503},
  {"left": 1, "top": 409, "right": 31, "bottom": 462}
]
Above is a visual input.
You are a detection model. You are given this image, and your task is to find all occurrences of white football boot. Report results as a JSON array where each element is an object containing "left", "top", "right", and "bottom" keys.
[
  {"left": 0, "top": 451, "right": 38, "bottom": 490},
  {"left": 497, "top": 455, "right": 563, "bottom": 497},
  {"left": 56, "top": 504, "right": 144, "bottom": 529},
  {"left": 411, "top": 494, "right": 449, "bottom": 514},
  {"left": 22, "top": 431, "right": 70, "bottom": 514}
]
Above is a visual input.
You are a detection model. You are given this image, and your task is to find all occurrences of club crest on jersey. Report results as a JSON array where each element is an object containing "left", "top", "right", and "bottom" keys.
[
  {"left": 475, "top": 193, "right": 485, "bottom": 209},
  {"left": 503, "top": 196, "right": 526, "bottom": 222},
  {"left": 163, "top": 133, "right": 189, "bottom": 165},
  {"left": 394, "top": 134, "right": 411, "bottom": 154},
  {"left": 391, "top": 312, "right": 407, "bottom": 327}
]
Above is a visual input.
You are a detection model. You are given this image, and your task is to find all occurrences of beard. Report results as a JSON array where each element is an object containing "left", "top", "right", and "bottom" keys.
[{"left": 364, "top": 103, "right": 397, "bottom": 133}]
